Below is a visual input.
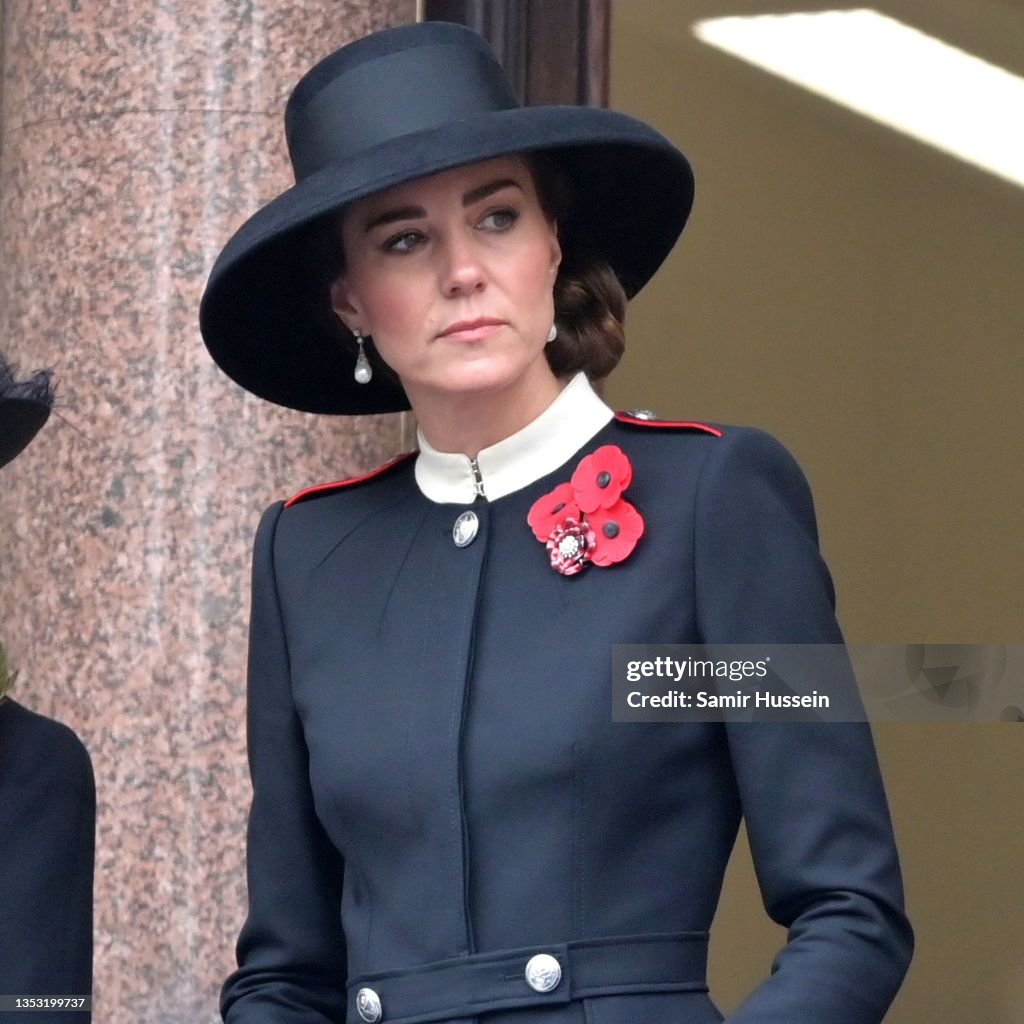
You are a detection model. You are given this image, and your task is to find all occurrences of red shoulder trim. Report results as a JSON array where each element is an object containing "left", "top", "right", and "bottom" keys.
[
  {"left": 614, "top": 411, "right": 723, "bottom": 437},
  {"left": 284, "top": 451, "right": 416, "bottom": 508}
]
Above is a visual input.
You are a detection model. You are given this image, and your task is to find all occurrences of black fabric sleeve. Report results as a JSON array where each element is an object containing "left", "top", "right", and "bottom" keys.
[
  {"left": 693, "top": 427, "right": 914, "bottom": 1023},
  {"left": 221, "top": 502, "right": 348, "bottom": 1023}
]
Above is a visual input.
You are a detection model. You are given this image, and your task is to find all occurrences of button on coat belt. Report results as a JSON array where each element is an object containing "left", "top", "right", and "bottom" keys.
[{"left": 346, "top": 932, "right": 709, "bottom": 1024}]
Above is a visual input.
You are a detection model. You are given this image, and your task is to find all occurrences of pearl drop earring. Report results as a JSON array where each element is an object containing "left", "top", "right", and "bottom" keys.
[
  {"left": 547, "top": 324, "right": 558, "bottom": 344},
  {"left": 353, "top": 329, "right": 373, "bottom": 384}
]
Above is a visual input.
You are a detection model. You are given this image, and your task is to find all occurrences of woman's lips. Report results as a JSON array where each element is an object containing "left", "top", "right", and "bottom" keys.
[{"left": 438, "top": 318, "right": 506, "bottom": 341}]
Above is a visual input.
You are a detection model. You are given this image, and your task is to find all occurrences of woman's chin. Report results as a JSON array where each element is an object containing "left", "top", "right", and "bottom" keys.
[{"left": 414, "top": 357, "right": 545, "bottom": 401}]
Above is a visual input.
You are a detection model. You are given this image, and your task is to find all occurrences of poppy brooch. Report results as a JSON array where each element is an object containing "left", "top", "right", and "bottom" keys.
[{"left": 527, "top": 445, "right": 644, "bottom": 576}]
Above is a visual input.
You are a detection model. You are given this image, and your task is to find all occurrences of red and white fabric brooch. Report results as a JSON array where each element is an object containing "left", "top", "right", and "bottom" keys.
[{"left": 527, "top": 445, "right": 645, "bottom": 576}]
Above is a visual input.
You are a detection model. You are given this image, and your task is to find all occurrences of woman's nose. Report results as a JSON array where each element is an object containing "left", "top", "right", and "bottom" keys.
[{"left": 440, "top": 234, "right": 487, "bottom": 297}]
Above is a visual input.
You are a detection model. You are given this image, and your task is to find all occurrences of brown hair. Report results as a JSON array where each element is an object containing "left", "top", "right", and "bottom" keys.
[{"left": 528, "top": 153, "right": 627, "bottom": 381}]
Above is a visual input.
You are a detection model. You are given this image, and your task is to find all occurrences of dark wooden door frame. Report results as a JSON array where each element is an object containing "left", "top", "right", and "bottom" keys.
[{"left": 422, "top": 0, "right": 610, "bottom": 107}]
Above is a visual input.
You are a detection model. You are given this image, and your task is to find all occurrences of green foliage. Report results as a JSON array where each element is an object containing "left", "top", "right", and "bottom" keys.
[{"left": 0, "top": 639, "right": 17, "bottom": 701}]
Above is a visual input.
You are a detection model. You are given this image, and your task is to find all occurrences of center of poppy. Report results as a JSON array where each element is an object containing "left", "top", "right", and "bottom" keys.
[
  {"left": 558, "top": 535, "right": 582, "bottom": 559},
  {"left": 597, "top": 471, "right": 612, "bottom": 488},
  {"left": 602, "top": 521, "right": 620, "bottom": 538}
]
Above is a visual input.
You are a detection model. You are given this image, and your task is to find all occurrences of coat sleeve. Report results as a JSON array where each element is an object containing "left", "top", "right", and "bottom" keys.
[
  {"left": 221, "top": 501, "right": 348, "bottom": 1023},
  {"left": 692, "top": 427, "right": 914, "bottom": 1024}
]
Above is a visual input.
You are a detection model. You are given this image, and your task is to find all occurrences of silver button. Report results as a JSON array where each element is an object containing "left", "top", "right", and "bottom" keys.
[
  {"left": 627, "top": 408, "right": 658, "bottom": 420},
  {"left": 524, "top": 953, "right": 562, "bottom": 993},
  {"left": 452, "top": 511, "right": 479, "bottom": 547},
  {"left": 356, "top": 987, "right": 382, "bottom": 1023}
]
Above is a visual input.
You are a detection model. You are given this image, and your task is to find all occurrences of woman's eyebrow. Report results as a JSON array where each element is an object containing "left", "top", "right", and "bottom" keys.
[
  {"left": 362, "top": 179, "right": 523, "bottom": 233},
  {"left": 462, "top": 178, "right": 523, "bottom": 206},
  {"left": 363, "top": 205, "right": 426, "bottom": 234}
]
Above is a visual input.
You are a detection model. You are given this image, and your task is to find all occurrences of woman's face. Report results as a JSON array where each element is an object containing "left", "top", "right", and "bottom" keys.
[{"left": 331, "top": 156, "right": 562, "bottom": 409}]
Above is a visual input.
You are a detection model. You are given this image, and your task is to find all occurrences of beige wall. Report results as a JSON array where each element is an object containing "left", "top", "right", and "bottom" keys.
[{"left": 609, "top": 1, "right": 1023, "bottom": 1020}]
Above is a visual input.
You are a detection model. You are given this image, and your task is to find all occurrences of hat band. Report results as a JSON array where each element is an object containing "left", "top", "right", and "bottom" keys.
[{"left": 288, "top": 43, "right": 520, "bottom": 180}]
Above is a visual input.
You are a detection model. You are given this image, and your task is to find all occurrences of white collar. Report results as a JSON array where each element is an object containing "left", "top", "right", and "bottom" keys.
[{"left": 414, "top": 373, "right": 614, "bottom": 504}]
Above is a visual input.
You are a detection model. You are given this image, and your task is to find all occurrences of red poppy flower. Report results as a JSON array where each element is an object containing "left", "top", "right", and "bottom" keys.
[
  {"left": 545, "top": 517, "right": 596, "bottom": 576},
  {"left": 528, "top": 446, "right": 643, "bottom": 574},
  {"left": 527, "top": 482, "right": 580, "bottom": 542},
  {"left": 588, "top": 500, "right": 645, "bottom": 566},
  {"left": 571, "top": 445, "right": 633, "bottom": 513}
]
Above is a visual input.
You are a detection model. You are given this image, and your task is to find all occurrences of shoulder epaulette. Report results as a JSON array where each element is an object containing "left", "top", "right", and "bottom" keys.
[
  {"left": 284, "top": 451, "right": 416, "bottom": 508},
  {"left": 615, "top": 410, "right": 723, "bottom": 437}
]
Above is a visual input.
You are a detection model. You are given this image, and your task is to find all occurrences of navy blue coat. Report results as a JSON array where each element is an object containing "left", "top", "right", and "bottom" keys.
[
  {"left": 0, "top": 698, "right": 94, "bottom": 1022},
  {"left": 221, "top": 416, "right": 913, "bottom": 1024}
]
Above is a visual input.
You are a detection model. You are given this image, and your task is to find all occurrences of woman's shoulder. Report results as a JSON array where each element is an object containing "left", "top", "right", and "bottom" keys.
[
  {"left": 282, "top": 450, "right": 418, "bottom": 510},
  {"left": 0, "top": 698, "right": 94, "bottom": 786},
  {"left": 0, "top": 697, "right": 89, "bottom": 752},
  {"left": 606, "top": 410, "right": 818, "bottom": 525},
  {"left": 609, "top": 408, "right": 803, "bottom": 471},
  {"left": 253, "top": 450, "right": 420, "bottom": 571}
]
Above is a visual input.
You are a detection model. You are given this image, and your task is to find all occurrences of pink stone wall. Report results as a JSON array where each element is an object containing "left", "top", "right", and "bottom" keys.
[{"left": 0, "top": 2, "right": 415, "bottom": 1020}]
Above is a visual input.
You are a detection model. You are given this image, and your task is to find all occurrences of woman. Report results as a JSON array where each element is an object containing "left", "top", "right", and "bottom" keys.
[
  {"left": 0, "top": 354, "right": 95, "bottom": 1021},
  {"left": 200, "top": 21, "right": 912, "bottom": 1024}
]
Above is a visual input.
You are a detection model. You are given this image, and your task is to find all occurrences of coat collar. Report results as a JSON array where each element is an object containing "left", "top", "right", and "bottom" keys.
[{"left": 414, "top": 373, "right": 613, "bottom": 504}]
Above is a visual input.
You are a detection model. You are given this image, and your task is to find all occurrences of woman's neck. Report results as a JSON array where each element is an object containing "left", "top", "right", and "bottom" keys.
[{"left": 409, "top": 368, "right": 565, "bottom": 458}]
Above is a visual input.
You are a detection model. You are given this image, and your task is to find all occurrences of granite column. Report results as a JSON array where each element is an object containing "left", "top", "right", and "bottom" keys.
[{"left": 0, "top": 3, "right": 414, "bottom": 1020}]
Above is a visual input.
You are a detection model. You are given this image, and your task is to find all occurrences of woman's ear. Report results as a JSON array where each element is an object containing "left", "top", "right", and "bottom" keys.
[
  {"left": 329, "top": 276, "right": 360, "bottom": 330},
  {"left": 549, "top": 221, "right": 562, "bottom": 277}
]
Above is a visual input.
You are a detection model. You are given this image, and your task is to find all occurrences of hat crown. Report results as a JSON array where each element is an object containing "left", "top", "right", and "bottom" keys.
[{"left": 284, "top": 22, "right": 520, "bottom": 181}]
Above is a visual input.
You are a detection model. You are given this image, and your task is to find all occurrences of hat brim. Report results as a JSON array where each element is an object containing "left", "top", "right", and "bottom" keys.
[
  {"left": 0, "top": 398, "right": 52, "bottom": 468},
  {"left": 200, "top": 106, "right": 694, "bottom": 415}
]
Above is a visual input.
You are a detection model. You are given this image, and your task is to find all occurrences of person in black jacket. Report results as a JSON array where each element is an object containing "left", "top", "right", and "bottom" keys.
[
  {"left": 200, "top": 22, "right": 913, "bottom": 1024},
  {"left": 1, "top": 354, "right": 95, "bottom": 1021}
]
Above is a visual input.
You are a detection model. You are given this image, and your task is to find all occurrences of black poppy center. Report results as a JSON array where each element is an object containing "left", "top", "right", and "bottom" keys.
[
  {"left": 602, "top": 521, "right": 620, "bottom": 538},
  {"left": 597, "top": 471, "right": 612, "bottom": 488}
]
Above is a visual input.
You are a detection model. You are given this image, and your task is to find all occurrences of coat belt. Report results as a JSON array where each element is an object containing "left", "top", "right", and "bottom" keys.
[{"left": 345, "top": 931, "right": 710, "bottom": 1024}]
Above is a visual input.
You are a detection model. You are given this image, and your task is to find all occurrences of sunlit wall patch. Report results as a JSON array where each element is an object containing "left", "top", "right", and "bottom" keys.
[{"left": 693, "top": 8, "right": 1024, "bottom": 189}]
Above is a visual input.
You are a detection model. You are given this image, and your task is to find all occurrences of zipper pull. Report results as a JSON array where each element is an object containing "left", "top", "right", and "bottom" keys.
[{"left": 469, "top": 457, "right": 486, "bottom": 499}]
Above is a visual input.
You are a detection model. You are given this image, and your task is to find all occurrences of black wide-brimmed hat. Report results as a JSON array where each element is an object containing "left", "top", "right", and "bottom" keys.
[
  {"left": 200, "top": 20, "right": 695, "bottom": 415},
  {"left": 0, "top": 353, "right": 54, "bottom": 469}
]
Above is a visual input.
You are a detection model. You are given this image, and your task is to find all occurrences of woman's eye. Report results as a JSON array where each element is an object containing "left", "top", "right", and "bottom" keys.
[
  {"left": 384, "top": 230, "right": 424, "bottom": 253},
  {"left": 479, "top": 208, "right": 519, "bottom": 231}
]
